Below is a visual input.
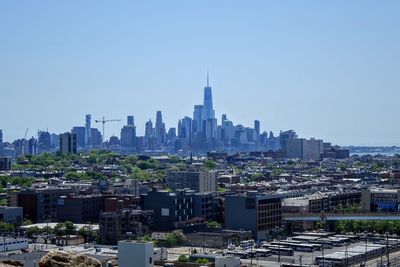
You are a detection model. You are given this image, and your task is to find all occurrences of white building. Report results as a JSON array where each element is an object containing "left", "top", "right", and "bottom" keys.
[
  {"left": 118, "top": 241, "right": 154, "bottom": 267},
  {"left": 0, "top": 238, "right": 28, "bottom": 252}
]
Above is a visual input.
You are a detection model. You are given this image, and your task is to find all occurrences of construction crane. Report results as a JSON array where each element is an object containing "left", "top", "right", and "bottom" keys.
[
  {"left": 23, "top": 128, "right": 28, "bottom": 139},
  {"left": 94, "top": 117, "right": 121, "bottom": 144}
]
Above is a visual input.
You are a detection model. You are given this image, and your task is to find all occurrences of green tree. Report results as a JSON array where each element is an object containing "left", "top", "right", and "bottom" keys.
[
  {"left": 165, "top": 233, "right": 178, "bottom": 247},
  {"left": 207, "top": 221, "right": 222, "bottom": 228},
  {"left": 65, "top": 221, "right": 77, "bottom": 235},
  {"left": 204, "top": 160, "right": 216, "bottom": 169},
  {"left": 195, "top": 258, "right": 209, "bottom": 264},
  {"left": 78, "top": 225, "right": 98, "bottom": 242},
  {"left": 130, "top": 166, "right": 149, "bottom": 181},
  {"left": 0, "top": 222, "right": 15, "bottom": 233},
  {"left": 178, "top": 255, "right": 189, "bottom": 262},
  {"left": 26, "top": 226, "right": 41, "bottom": 238}
]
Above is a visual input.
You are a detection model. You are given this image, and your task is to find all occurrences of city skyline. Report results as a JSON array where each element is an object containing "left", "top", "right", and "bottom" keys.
[
  {"left": 1, "top": 1, "right": 400, "bottom": 146},
  {"left": 1, "top": 73, "right": 399, "bottom": 147}
]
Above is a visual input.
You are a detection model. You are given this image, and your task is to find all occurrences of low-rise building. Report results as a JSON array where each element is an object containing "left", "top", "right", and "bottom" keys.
[
  {"left": 166, "top": 170, "right": 217, "bottom": 193},
  {"left": 99, "top": 209, "right": 154, "bottom": 245},
  {"left": 361, "top": 188, "right": 400, "bottom": 212},
  {"left": 55, "top": 235, "right": 85, "bottom": 246},
  {"left": 225, "top": 191, "right": 282, "bottom": 240},
  {"left": 0, "top": 206, "right": 23, "bottom": 225},
  {"left": 7, "top": 187, "right": 76, "bottom": 223},
  {"left": 0, "top": 238, "right": 28, "bottom": 252},
  {"left": 57, "top": 194, "right": 105, "bottom": 223},
  {"left": 142, "top": 189, "right": 195, "bottom": 231}
]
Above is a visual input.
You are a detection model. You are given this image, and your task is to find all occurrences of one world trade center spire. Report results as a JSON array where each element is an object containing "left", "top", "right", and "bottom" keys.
[{"left": 203, "top": 71, "right": 215, "bottom": 120}]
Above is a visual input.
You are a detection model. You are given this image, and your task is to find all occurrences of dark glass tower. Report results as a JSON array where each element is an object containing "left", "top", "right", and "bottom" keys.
[{"left": 202, "top": 72, "right": 215, "bottom": 120}]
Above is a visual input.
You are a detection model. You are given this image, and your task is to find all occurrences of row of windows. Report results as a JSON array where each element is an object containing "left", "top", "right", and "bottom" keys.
[
  {"left": 258, "top": 217, "right": 281, "bottom": 224},
  {"left": 258, "top": 204, "right": 281, "bottom": 211}
]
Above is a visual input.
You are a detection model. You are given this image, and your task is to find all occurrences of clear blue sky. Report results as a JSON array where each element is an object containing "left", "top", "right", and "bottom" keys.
[{"left": 1, "top": 1, "right": 399, "bottom": 146}]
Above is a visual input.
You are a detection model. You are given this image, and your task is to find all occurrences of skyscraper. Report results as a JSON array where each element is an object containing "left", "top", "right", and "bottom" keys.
[
  {"left": 120, "top": 125, "right": 136, "bottom": 148},
  {"left": 221, "top": 114, "right": 227, "bottom": 123},
  {"left": 85, "top": 114, "right": 92, "bottom": 147},
  {"left": 145, "top": 119, "right": 153, "bottom": 139},
  {"left": 202, "top": 72, "right": 215, "bottom": 121},
  {"left": 38, "top": 131, "right": 51, "bottom": 153},
  {"left": 155, "top": 111, "right": 166, "bottom": 145},
  {"left": 60, "top": 132, "right": 77, "bottom": 154},
  {"left": 181, "top": 117, "right": 192, "bottom": 143},
  {"left": 72, "top": 127, "right": 86, "bottom": 148},
  {"left": 254, "top": 120, "right": 260, "bottom": 145},
  {"left": 202, "top": 73, "right": 217, "bottom": 141},
  {"left": 193, "top": 105, "right": 203, "bottom": 133},
  {"left": 127, "top": 116, "right": 135, "bottom": 127},
  {"left": 0, "top": 130, "right": 3, "bottom": 155}
]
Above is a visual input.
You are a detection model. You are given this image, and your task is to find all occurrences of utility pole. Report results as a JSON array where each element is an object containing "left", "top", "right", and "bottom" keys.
[{"left": 386, "top": 232, "right": 390, "bottom": 267}]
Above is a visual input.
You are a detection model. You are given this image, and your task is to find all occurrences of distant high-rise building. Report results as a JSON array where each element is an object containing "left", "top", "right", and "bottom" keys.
[
  {"left": 167, "top": 128, "right": 176, "bottom": 141},
  {"left": 13, "top": 138, "right": 36, "bottom": 158},
  {"left": 221, "top": 114, "right": 227, "bottom": 123},
  {"left": 260, "top": 131, "right": 268, "bottom": 146},
  {"left": 193, "top": 105, "right": 203, "bottom": 133},
  {"left": 177, "top": 120, "right": 182, "bottom": 139},
  {"left": 38, "top": 131, "right": 51, "bottom": 153},
  {"left": 85, "top": 114, "right": 92, "bottom": 147},
  {"left": 120, "top": 125, "right": 136, "bottom": 148},
  {"left": 155, "top": 111, "right": 166, "bottom": 145},
  {"left": 71, "top": 126, "right": 86, "bottom": 148},
  {"left": 90, "top": 128, "right": 102, "bottom": 147},
  {"left": 285, "top": 138, "right": 323, "bottom": 161},
  {"left": 204, "top": 118, "right": 217, "bottom": 141},
  {"left": 108, "top": 135, "right": 120, "bottom": 146},
  {"left": 279, "top": 130, "right": 298, "bottom": 151},
  {"left": 0, "top": 130, "right": 3, "bottom": 155},
  {"left": 180, "top": 117, "right": 192, "bottom": 143},
  {"left": 50, "top": 133, "right": 59, "bottom": 149},
  {"left": 60, "top": 132, "right": 77, "bottom": 154},
  {"left": 254, "top": 120, "right": 260, "bottom": 137},
  {"left": 28, "top": 137, "right": 37, "bottom": 155},
  {"left": 127, "top": 116, "right": 135, "bottom": 127},
  {"left": 145, "top": 119, "right": 153, "bottom": 140},
  {"left": 220, "top": 119, "right": 236, "bottom": 141},
  {"left": 202, "top": 72, "right": 215, "bottom": 121},
  {"left": 254, "top": 120, "right": 260, "bottom": 145}
]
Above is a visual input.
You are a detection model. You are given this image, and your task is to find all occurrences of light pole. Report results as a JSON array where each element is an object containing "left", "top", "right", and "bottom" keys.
[
  {"left": 362, "top": 232, "right": 368, "bottom": 267},
  {"left": 386, "top": 232, "right": 390, "bottom": 267},
  {"left": 278, "top": 234, "right": 281, "bottom": 264}
]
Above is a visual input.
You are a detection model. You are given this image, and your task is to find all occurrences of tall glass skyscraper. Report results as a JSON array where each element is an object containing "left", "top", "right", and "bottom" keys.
[
  {"left": 202, "top": 73, "right": 217, "bottom": 140},
  {"left": 202, "top": 72, "right": 215, "bottom": 121},
  {"left": 193, "top": 105, "right": 203, "bottom": 133}
]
